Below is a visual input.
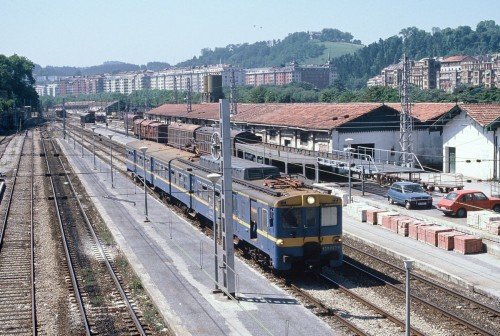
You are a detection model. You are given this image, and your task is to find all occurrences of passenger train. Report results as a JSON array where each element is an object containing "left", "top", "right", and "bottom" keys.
[{"left": 126, "top": 140, "right": 343, "bottom": 271}]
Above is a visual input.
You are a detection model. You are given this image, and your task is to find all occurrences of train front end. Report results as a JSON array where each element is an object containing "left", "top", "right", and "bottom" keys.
[{"left": 272, "top": 194, "right": 343, "bottom": 271}]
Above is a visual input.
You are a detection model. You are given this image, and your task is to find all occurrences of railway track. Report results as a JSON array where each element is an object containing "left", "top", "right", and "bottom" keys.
[
  {"left": 0, "top": 132, "right": 37, "bottom": 335},
  {"left": 343, "top": 242, "right": 500, "bottom": 336},
  {"left": 42, "top": 134, "right": 147, "bottom": 335}
]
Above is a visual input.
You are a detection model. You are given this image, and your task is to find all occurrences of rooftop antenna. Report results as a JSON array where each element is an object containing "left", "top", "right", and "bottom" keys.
[
  {"left": 399, "top": 54, "right": 414, "bottom": 167},
  {"left": 229, "top": 69, "right": 237, "bottom": 115}
]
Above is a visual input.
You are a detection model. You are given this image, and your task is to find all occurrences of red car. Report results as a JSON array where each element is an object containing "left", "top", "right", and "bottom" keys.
[{"left": 437, "top": 190, "right": 500, "bottom": 218}]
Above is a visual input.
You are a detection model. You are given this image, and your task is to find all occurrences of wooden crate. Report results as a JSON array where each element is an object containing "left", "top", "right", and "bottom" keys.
[{"left": 454, "top": 235, "right": 483, "bottom": 254}]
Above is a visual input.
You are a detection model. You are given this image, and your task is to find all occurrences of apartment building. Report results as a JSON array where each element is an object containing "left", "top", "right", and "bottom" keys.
[
  {"left": 245, "top": 62, "right": 335, "bottom": 89},
  {"left": 410, "top": 58, "right": 439, "bottom": 90},
  {"left": 436, "top": 55, "right": 476, "bottom": 92},
  {"left": 149, "top": 65, "right": 245, "bottom": 93}
]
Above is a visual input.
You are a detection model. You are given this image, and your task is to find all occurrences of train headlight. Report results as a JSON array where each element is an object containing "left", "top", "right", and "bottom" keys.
[
  {"left": 276, "top": 239, "right": 284, "bottom": 246},
  {"left": 306, "top": 196, "right": 316, "bottom": 205}
]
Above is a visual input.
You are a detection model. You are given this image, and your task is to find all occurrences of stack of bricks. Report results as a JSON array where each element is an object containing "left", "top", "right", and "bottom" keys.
[
  {"left": 454, "top": 235, "right": 483, "bottom": 254},
  {"left": 366, "top": 209, "right": 386, "bottom": 225},
  {"left": 437, "top": 231, "right": 464, "bottom": 250},
  {"left": 425, "top": 226, "right": 453, "bottom": 246},
  {"left": 379, "top": 212, "right": 399, "bottom": 230},
  {"left": 397, "top": 218, "right": 411, "bottom": 236},
  {"left": 418, "top": 224, "right": 435, "bottom": 242},
  {"left": 408, "top": 220, "right": 425, "bottom": 239},
  {"left": 487, "top": 221, "right": 500, "bottom": 235}
]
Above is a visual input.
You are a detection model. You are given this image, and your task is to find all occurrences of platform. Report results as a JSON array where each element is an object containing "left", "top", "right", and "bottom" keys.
[
  {"left": 58, "top": 137, "right": 337, "bottom": 336},
  {"left": 344, "top": 197, "right": 500, "bottom": 301}
]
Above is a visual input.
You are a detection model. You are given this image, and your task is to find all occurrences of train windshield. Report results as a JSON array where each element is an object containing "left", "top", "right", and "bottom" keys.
[
  {"left": 321, "top": 206, "right": 337, "bottom": 227},
  {"left": 282, "top": 208, "right": 302, "bottom": 228}
]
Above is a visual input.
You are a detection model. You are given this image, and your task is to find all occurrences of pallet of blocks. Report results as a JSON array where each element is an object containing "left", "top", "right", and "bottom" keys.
[
  {"left": 344, "top": 202, "right": 380, "bottom": 223},
  {"left": 454, "top": 235, "right": 483, "bottom": 254}
]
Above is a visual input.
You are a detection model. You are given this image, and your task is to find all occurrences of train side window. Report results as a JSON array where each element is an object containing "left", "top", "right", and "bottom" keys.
[
  {"left": 282, "top": 208, "right": 302, "bottom": 228},
  {"left": 262, "top": 209, "right": 268, "bottom": 231},
  {"left": 305, "top": 208, "right": 316, "bottom": 227},
  {"left": 202, "top": 184, "right": 208, "bottom": 200},
  {"left": 321, "top": 206, "right": 338, "bottom": 226},
  {"left": 232, "top": 193, "right": 238, "bottom": 217}
]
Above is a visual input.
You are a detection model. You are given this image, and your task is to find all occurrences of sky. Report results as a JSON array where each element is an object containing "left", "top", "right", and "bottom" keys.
[{"left": 1, "top": 0, "right": 499, "bottom": 67}]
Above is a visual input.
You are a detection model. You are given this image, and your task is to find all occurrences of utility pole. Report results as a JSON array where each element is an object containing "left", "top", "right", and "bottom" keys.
[
  {"left": 399, "top": 54, "right": 414, "bottom": 167},
  {"left": 62, "top": 98, "right": 66, "bottom": 140},
  {"left": 186, "top": 77, "right": 192, "bottom": 113},
  {"left": 219, "top": 99, "right": 235, "bottom": 297},
  {"left": 173, "top": 76, "right": 178, "bottom": 104},
  {"left": 229, "top": 69, "right": 237, "bottom": 115}
]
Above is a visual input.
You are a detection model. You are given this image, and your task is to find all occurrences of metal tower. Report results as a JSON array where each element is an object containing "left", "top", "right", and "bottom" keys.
[
  {"left": 399, "top": 54, "right": 414, "bottom": 167},
  {"left": 229, "top": 69, "right": 237, "bottom": 115}
]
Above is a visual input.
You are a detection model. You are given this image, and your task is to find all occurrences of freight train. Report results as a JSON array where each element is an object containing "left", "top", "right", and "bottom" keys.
[
  {"left": 126, "top": 140, "right": 343, "bottom": 271},
  {"left": 132, "top": 118, "right": 261, "bottom": 155}
]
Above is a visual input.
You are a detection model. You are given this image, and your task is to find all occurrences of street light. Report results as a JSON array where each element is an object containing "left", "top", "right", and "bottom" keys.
[
  {"left": 207, "top": 172, "right": 222, "bottom": 292},
  {"left": 108, "top": 134, "right": 114, "bottom": 188},
  {"left": 345, "top": 138, "right": 354, "bottom": 203},
  {"left": 404, "top": 260, "right": 414, "bottom": 336},
  {"left": 81, "top": 124, "right": 85, "bottom": 158},
  {"left": 91, "top": 126, "right": 96, "bottom": 170},
  {"left": 140, "top": 146, "right": 149, "bottom": 222}
]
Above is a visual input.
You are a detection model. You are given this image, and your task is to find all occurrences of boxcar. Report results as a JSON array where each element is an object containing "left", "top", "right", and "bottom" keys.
[
  {"left": 194, "top": 126, "right": 262, "bottom": 155},
  {"left": 149, "top": 123, "right": 169, "bottom": 143},
  {"left": 167, "top": 123, "right": 200, "bottom": 151}
]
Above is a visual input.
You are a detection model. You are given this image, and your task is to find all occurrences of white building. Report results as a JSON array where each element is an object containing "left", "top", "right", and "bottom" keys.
[
  {"left": 149, "top": 65, "right": 245, "bottom": 92},
  {"left": 436, "top": 104, "right": 500, "bottom": 180}
]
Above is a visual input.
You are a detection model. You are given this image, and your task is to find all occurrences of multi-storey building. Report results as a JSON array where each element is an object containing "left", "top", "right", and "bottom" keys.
[
  {"left": 410, "top": 58, "right": 439, "bottom": 90},
  {"left": 379, "top": 62, "right": 403, "bottom": 88},
  {"left": 149, "top": 65, "right": 245, "bottom": 93},
  {"left": 437, "top": 55, "right": 476, "bottom": 92},
  {"left": 244, "top": 62, "right": 335, "bottom": 89}
]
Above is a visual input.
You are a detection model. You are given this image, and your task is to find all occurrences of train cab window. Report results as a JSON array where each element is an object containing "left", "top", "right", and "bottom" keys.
[
  {"left": 262, "top": 209, "right": 269, "bottom": 231},
  {"left": 282, "top": 208, "right": 302, "bottom": 228},
  {"left": 305, "top": 208, "right": 316, "bottom": 227},
  {"left": 321, "top": 206, "right": 338, "bottom": 227}
]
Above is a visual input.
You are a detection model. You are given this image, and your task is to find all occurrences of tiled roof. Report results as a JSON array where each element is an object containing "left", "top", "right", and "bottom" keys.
[
  {"left": 147, "top": 103, "right": 387, "bottom": 131},
  {"left": 460, "top": 104, "right": 500, "bottom": 127},
  {"left": 442, "top": 55, "right": 474, "bottom": 63},
  {"left": 386, "top": 103, "right": 457, "bottom": 122}
]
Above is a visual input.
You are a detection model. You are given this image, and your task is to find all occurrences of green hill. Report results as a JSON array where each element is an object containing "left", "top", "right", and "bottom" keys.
[{"left": 304, "top": 41, "right": 364, "bottom": 64}]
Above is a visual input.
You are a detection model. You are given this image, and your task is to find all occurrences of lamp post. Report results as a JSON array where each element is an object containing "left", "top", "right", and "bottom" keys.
[
  {"left": 207, "top": 173, "right": 222, "bottom": 292},
  {"left": 345, "top": 138, "right": 353, "bottom": 204},
  {"left": 404, "top": 260, "right": 414, "bottom": 336},
  {"left": 81, "top": 125, "right": 84, "bottom": 158},
  {"left": 108, "top": 134, "right": 114, "bottom": 188},
  {"left": 91, "top": 126, "right": 96, "bottom": 170},
  {"left": 140, "top": 146, "right": 149, "bottom": 222}
]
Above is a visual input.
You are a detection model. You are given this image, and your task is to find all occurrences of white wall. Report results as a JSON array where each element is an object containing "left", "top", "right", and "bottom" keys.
[
  {"left": 332, "top": 129, "right": 442, "bottom": 166},
  {"left": 442, "top": 110, "right": 498, "bottom": 180}
]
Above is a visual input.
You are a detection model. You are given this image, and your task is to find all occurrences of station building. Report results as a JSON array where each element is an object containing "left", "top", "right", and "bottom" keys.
[
  {"left": 145, "top": 102, "right": 457, "bottom": 168},
  {"left": 432, "top": 103, "right": 500, "bottom": 180}
]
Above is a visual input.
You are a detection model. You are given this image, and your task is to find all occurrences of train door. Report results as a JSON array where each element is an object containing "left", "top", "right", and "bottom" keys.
[
  {"left": 250, "top": 199, "right": 259, "bottom": 240},
  {"left": 303, "top": 207, "right": 320, "bottom": 241}
]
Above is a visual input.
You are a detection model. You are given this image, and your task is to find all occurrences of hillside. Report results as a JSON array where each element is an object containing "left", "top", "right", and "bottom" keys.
[
  {"left": 304, "top": 41, "right": 363, "bottom": 64},
  {"left": 34, "top": 61, "right": 171, "bottom": 78}
]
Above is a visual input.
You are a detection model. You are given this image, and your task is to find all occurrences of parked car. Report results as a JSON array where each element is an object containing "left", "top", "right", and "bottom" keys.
[
  {"left": 387, "top": 182, "right": 433, "bottom": 209},
  {"left": 437, "top": 190, "right": 500, "bottom": 218}
]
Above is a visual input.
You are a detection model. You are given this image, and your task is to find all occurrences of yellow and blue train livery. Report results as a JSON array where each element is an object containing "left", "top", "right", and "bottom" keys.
[{"left": 126, "top": 140, "right": 343, "bottom": 271}]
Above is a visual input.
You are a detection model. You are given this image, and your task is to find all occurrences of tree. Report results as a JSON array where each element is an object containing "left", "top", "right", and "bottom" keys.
[{"left": 0, "top": 54, "right": 39, "bottom": 111}]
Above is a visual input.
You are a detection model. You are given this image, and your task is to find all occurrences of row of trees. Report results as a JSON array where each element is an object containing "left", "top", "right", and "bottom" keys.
[
  {"left": 40, "top": 83, "right": 499, "bottom": 111},
  {"left": 0, "top": 54, "right": 39, "bottom": 111}
]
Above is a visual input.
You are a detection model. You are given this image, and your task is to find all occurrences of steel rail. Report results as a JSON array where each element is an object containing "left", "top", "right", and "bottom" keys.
[
  {"left": 289, "top": 283, "right": 368, "bottom": 336},
  {"left": 41, "top": 136, "right": 92, "bottom": 336},
  {"left": 318, "top": 272, "right": 425, "bottom": 336},
  {"left": 30, "top": 131, "right": 37, "bottom": 335},
  {"left": 344, "top": 243, "right": 500, "bottom": 317},
  {"left": 343, "top": 259, "right": 495, "bottom": 336},
  {"left": 51, "top": 137, "right": 146, "bottom": 336}
]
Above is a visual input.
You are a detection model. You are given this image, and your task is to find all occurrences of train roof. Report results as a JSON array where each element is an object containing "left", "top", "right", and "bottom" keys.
[
  {"left": 126, "top": 140, "right": 318, "bottom": 204},
  {"left": 168, "top": 123, "right": 200, "bottom": 132}
]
